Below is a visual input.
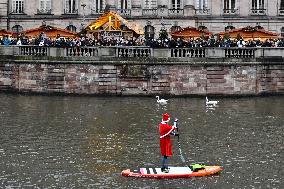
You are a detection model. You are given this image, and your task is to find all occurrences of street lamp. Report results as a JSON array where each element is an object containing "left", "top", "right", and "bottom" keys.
[
  {"left": 81, "top": 3, "right": 86, "bottom": 30},
  {"left": 161, "top": 7, "right": 165, "bottom": 29}
]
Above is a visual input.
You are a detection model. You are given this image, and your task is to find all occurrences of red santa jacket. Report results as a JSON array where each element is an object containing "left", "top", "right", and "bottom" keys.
[{"left": 159, "top": 122, "right": 176, "bottom": 157}]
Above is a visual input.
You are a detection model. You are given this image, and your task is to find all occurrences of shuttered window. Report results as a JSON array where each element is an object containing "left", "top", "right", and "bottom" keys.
[
  {"left": 120, "top": 0, "right": 131, "bottom": 9},
  {"left": 144, "top": 0, "right": 157, "bottom": 9},
  {"left": 171, "top": 0, "right": 181, "bottom": 9},
  {"left": 93, "top": 0, "right": 105, "bottom": 13},
  {"left": 196, "top": 0, "right": 208, "bottom": 10},
  {"left": 12, "top": 0, "right": 24, "bottom": 13},
  {"left": 224, "top": 0, "right": 235, "bottom": 10},
  {"left": 65, "top": 0, "right": 77, "bottom": 13},
  {"left": 39, "top": 0, "right": 51, "bottom": 13},
  {"left": 252, "top": 0, "right": 264, "bottom": 9},
  {"left": 280, "top": 0, "right": 284, "bottom": 9}
]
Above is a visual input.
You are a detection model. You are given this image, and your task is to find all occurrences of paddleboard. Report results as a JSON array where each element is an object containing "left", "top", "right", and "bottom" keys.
[{"left": 121, "top": 164, "right": 222, "bottom": 179}]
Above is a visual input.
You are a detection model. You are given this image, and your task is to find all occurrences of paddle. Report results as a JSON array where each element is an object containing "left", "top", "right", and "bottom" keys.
[{"left": 175, "top": 119, "right": 186, "bottom": 163}]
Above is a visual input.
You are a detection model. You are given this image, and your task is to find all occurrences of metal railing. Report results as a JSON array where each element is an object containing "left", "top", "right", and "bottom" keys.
[
  {"left": 168, "top": 9, "right": 184, "bottom": 17},
  {"left": 91, "top": 9, "right": 104, "bottom": 14},
  {"left": 116, "top": 9, "right": 131, "bottom": 17},
  {"left": 37, "top": 9, "right": 52, "bottom": 14},
  {"left": 279, "top": 9, "right": 284, "bottom": 16},
  {"left": 250, "top": 9, "right": 266, "bottom": 15},
  {"left": 223, "top": 9, "right": 239, "bottom": 15},
  {"left": 142, "top": 9, "right": 158, "bottom": 17},
  {"left": 195, "top": 9, "right": 210, "bottom": 15},
  {"left": 63, "top": 9, "right": 78, "bottom": 14}
]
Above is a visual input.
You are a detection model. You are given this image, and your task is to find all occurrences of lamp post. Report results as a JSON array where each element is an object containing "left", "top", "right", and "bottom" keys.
[
  {"left": 160, "top": 7, "right": 165, "bottom": 30},
  {"left": 81, "top": 3, "right": 86, "bottom": 31}
]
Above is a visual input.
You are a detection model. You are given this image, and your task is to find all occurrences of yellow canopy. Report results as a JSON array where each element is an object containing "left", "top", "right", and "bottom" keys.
[{"left": 86, "top": 11, "right": 144, "bottom": 35}]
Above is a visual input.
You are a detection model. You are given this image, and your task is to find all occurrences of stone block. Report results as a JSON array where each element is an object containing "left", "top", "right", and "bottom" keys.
[{"left": 208, "top": 79, "right": 226, "bottom": 83}]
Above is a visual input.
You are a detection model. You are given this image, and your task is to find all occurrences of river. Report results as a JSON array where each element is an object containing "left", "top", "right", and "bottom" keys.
[{"left": 0, "top": 93, "right": 283, "bottom": 188}]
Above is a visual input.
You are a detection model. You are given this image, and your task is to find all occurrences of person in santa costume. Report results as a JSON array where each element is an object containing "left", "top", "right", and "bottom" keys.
[{"left": 159, "top": 113, "right": 179, "bottom": 173}]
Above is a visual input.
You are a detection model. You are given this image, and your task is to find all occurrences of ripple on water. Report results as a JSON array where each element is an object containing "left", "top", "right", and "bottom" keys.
[{"left": 0, "top": 94, "right": 283, "bottom": 188}]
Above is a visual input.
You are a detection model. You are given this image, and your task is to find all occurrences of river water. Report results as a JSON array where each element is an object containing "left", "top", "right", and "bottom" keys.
[{"left": 0, "top": 93, "right": 283, "bottom": 189}]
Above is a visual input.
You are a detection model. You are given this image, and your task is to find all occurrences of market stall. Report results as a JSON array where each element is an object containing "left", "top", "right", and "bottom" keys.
[
  {"left": 22, "top": 25, "right": 77, "bottom": 38},
  {"left": 218, "top": 26, "right": 279, "bottom": 41},
  {"left": 85, "top": 11, "right": 144, "bottom": 40},
  {"left": 0, "top": 29, "right": 13, "bottom": 37},
  {"left": 170, "top": 27, "right": 211, "bottom": 40}
]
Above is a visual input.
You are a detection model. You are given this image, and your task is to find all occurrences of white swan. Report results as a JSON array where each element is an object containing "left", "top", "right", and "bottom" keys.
[
  {"left": 156, "top": 96, "right": 168, "bottom": 104},
  {"left": 206, "top": 96, "right": 219, "bottom": 107}
]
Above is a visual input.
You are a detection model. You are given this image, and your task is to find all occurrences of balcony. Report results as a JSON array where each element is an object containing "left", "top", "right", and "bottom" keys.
[
  {"left": 63, "top": 9, "right": 78, "bottom": 15},
  {"left": 91, "top": 9, "right": 104, "bottom": 15},
  {"left": 168, "top": 9, "right": 184, "bottom": 17},
  {"left": 10, "top": 10, "right": 25, "bottom": 14},
  {"left": 37, "top": 9, "right": 52, "bottom": 14},
  {"left": 250, "top": 9, "right": 266, "bottom": 15},
  {"left": 116, "top": 9, "right": 131, "bottom": 18},
  {"left": 195, "top": 9, "right": 210, "bottom": 16},
  {"left": 142, "top": 9, "right": 158, "bottom": 17},
  {"left": 223, "top": 9, "right": 239, "bottom": 15}
]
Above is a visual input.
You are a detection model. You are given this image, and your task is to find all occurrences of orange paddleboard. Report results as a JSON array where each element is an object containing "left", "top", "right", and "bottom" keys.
[{"left": 121, "top": 165, "right": 222, "bottom": 179}]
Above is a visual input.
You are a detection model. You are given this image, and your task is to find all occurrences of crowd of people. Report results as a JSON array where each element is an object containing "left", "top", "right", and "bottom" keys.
[{"left": 1, "top": 32, "right": 284, "bottom": 48}]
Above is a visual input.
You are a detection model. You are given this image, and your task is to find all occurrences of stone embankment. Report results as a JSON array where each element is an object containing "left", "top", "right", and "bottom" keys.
[{"left": 0, "top": 46, "right": 284, "bottom": 96}]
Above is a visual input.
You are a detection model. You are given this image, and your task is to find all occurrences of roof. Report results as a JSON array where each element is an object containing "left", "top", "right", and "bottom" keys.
[
  {"left": 171, "top": 27, "right": 211, "bottom": 39},
  {"left": 22, "top": 25, "right": 77, "bottom": 38},
  {"left": 86, "top": 11, "right": 144, "bottom": 35},
  {"left": 219, "top": 26, "right": 279, "bottom": 40},
  {"left": 0, "top": 29, "right": 13, "bottom": 36}
]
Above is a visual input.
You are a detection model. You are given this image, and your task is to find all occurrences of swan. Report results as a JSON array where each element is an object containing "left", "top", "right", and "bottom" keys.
[
  {"left": 156, "top": 96, "right": 168, "bottom": 104},
  {"left": 206, "top": 96, "right": 219, "bottom": 106}
]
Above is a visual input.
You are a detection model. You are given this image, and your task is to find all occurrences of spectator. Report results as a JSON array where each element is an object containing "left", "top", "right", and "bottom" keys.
[{"left": 2, "top": 35, "right": 11, "bottom": 46}]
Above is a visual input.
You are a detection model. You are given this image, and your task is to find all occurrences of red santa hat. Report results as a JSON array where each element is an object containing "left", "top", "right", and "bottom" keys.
[{"left": 162, "top": 113, "right": 170, "bottom": 123}]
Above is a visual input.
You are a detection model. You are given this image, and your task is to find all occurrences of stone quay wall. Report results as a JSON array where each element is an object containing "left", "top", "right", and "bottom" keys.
[{"left": 0, "top": 46, "right": 284, "bottom": 96}]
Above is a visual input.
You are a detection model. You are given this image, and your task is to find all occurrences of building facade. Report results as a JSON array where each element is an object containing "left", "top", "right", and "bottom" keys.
[{"left": 0, "top": 0, "right": 284, "bottom": 37}]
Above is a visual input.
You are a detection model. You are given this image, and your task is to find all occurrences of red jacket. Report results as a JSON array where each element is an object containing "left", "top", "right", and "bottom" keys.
[{"left": 159, "top": 122, "right": 176, "bottom": 156}]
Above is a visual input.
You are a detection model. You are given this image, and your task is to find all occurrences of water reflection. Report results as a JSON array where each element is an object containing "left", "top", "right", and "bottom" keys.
[{"left": 0, "top": 94, "right": 283, "bottom": 188}]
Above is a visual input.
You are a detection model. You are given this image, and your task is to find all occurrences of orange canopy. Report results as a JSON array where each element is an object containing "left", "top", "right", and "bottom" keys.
[
  {"left": 219, "top": 26, "right": 279, "bottom": 41},
  {"left": 0, "top": 29, "right": 13, "bottom": 37},
  {"left": 22, "top": 25, "right": 77, "bottom": 38},
  {"left": 171, "top": 27, "right": 211, "bottom": 40}
]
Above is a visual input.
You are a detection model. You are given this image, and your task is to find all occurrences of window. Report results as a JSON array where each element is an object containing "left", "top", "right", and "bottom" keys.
[
  {"left": 224, "top": 0, "right": 237, "bottom": 14},
  {"left": 92, "top": 0, "right": 104, "bottom": 13},
  {"left": 170, "top": 25, "right": 181, "bottom": 33},
  {"left": 66, "top": 25, "right": 76, "bottom": 32},
  {"left": 171, "top": 0, "right": 181, "bottom": 9},
  {"left": 144, "top": 25, "right": 155, "bottom": 39},
  {"left": 144, "top": 0, "right": 157, "bottom": 9},
  {"left": 12, "top": 0, "right": 24, "bottom": 13},
  {"left": 251, "top": 0, "right": 265, "bottom": 14},
  {"left": 64, "top": 0, "right": 77, "bottom": 14},
  {"left": 120, "top": 0, "right": 128, "bottom": 9},
  {"left": 12, "top": 25, "right": 23, "bottom": 33},
  {"left": 252, "top": 0, "right": 264, "bottom": 10},
  {"left": 38, "top": 0, "right": 51, "bottom": 14},
  {"left": 280, "top": 0, "right": 284, "bottom": 9},
  {"left": 196, "top": 0, "right": 208, "bottom": 10},
  {"left": 224, "top": 0, "right": 235, "bottom": 10},
  {"left": 281, "top": 27, "right": 284, "bottom": 37},
  {"left": 225, "top": 25, "right": 235, "bottom": 31}
]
